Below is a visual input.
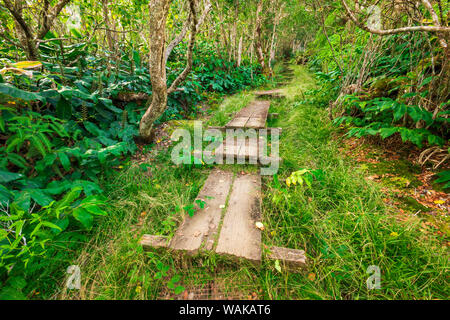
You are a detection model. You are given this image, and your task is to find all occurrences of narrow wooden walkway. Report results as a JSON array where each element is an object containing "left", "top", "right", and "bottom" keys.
[
  {"left": 226, "top": 100, "right": 270, "bottom": 129},
  {"left": 141, "top": 91, "right": 306, "bottom": 270}
]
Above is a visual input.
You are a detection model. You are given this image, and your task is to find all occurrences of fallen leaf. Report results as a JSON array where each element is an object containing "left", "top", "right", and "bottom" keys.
[{"left": 307, "top": 273, "right": 316, "bottom": 281}]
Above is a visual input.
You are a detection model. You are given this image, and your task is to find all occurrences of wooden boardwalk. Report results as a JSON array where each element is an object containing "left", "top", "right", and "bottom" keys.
[
  {"left": 253, "top": 88, "right": 284, "bottom": 98},
  {"left": 141, "top": 92, "right": 306, "bottom": 270},
  {"left": 226, "top": 100, "right": 270, "bottom": 129}
]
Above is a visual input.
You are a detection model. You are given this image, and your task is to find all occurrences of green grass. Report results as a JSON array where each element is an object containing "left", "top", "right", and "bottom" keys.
[{"left": 58, "top": 65, "right": 448, "bottom": 300}]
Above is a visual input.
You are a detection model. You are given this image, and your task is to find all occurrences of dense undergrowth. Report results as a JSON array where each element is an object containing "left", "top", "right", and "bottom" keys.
[
  {"left": 293, "top": 8, "right": 449, "bottom": 190},
  {"left": 0, "top": 39, "right": 266, "bottom": 299},
  {"left": 57, "top": 65, "right": 448, "bottom": 300}
]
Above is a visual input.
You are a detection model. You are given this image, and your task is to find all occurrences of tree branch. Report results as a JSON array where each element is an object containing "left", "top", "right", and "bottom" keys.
[
  {"left": 341, "top": 0, "right": 450, "bottom": 42},
  {"left": 2, "top": 0, "right": 33, "bottom": 40},
  {"left": 164, "top": 0, "right": 211, "bottom": 64},
  {"left": 167, "top": 0, "right": 199, "bottom": 94},
  {"left": 37, "top": 0, "right": 71, "bottom": 40}
]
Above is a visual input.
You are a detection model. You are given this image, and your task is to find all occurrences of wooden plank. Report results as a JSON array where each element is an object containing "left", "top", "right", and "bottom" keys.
[
  {"left": 208, "top": 126, "right": 283, "bottom": 134},
  {"left": 215, "top": 174, "right": 262, "bottom": 263},
  {"left": 245, "top": 117, "right": 266, "bottom": 129},
  {"left": 169, "top": 169, "right": 233, "bottom": 253},
  {"left": 234, "top": 107, "right": 254, "bottom": 118},
  {"left": 236, "top": 138, "right": 258, "bottom": 163},
  {"left": 267, "top": 246, "right": 307, "bottom": 271},
  {"left": 249, "top": 100, "right": 270, "bottom": 119},
  {"left": 226, "top": 117, "right": 249, "bottom": 128},
  {"left": 254, "top": 89, "right": 284, "bottom": 97},
  {"left": 140, "top": 235, "right": 169, "bottom": 251},
  {"left": 226, "top": 101, "right": 270, "bottom": 129}
]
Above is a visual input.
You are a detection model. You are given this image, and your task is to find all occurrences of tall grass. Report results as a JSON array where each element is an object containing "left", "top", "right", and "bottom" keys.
[{"left": 58, "top": 65, "right": 448, "bottom": 300}]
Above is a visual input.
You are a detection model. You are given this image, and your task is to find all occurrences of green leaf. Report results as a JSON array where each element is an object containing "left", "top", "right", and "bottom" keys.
[
  {"left": 379, "top": 127, "right": 398, "bottom": 139},
  {"left": 6, "top": 276, "right": 27, "bottom": 289},
  {"left": 28, "top": 189, "right": 53, "bottom": 207},
  {"left": 51, "top": 216, "right": 69, "bottom": 234},
  {"left": 42, "top": 221, "right": 62, "bottom": 231},
  {"left": 13, "top": 192, "right": 31, "bottom": 212},
  {"left": 0, "top": 83, "right": 46, "bottom": 102},
  {"left": 82, "top": 203, "right": 107, "bottom": 216},
  {"left": 393, "top": 103, "right": 407, "bottom": 121},
  {"left": 174, "top": 286, "right": 185, "bottom": 295},
  {"left": 58, "top": 152, "right": 71, "bottom": 171},
  {"left": 0, "top": 286, "right": 27, "bottom": 300},
  {"left": 0, "top": 184, "right": 12, "bottom": 204},
  {"left": 30, "top": 135, "right": 47, "bottom": 157},
  {"left": 56, "top": 97, "right": 72, "bottom": 119},
  {"left": 73, "top": 207, "right": 93, "bottom": 229},
  {"left": 419, "top": 76, "right": 433, "bottom": 87},
  {"left": 0, "top": 169, "right": 23, "bottom": 183},
  {"left": 435, "top": 171, "right": 450, "bottom": 184},
  {"left": 56, "top": 187, "right": 82, "bottom": 210},
  {"left": 274, "top": 259, "right": 282, "bottom": 273},
  {"left": 7, "top": 153, "right": 28, "bottom": 169}
]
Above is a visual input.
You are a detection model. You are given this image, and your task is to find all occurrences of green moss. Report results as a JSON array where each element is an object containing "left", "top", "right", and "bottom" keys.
[
  {"left": 367, "top": 159, "right": 422, "bottom": 189},
  {"left": 397, "top": 196, "right": 431, "bottom": 213}
]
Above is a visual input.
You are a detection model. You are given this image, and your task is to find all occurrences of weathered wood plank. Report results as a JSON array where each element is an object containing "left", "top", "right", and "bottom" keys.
[
  {"left": 249, "top": 100, "right": 270, "bottom": 119},
  {"left": 207, "top": 126, "right": 283, "bottom": 134},
  {"left": 226, "top": 117, "right": 249, "bottom": 128},
  {"left": 140, "top": 235, "right": 169, "bottom": 251},
  {"left": 245, "top": 117, "right": 267, "bottom": 129},
  {"left": 254, "top": 89, "right": 284, "bottom": 97},
  {"left": 226, "top": 100, "right": 270, "bottom": 129},
  {"left": 169, "top": 169, "right": 233, "bottom": 253},
  {"left": 215, "top": 174, "right": 262, "bottom": 263},
  {"left": 236, "top": 137, "right": 258, "bottom": 163},
  {"left": 267, "top": 246, "right": 307, "bottom": 271}
]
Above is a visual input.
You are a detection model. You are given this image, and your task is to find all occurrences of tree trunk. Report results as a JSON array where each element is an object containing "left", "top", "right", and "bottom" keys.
[
  {"left": 139, "top": 0, "right": 170, "bottom": 140},
  {"left": 139, "top": 0, "right": 200, "bottom": 141},
  {"left": 255, "top": 0, "right": 268, "bottom": 75}
]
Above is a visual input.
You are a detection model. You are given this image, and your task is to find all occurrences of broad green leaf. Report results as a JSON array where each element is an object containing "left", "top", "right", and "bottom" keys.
[
  {"left": 0, "top": 83, "right": 46, "bottom": 102},
  {"left": 0, "top": 169, "right": 23, "bottom": 183},
  {"left": 73, "top": 207, "right": 93, "bottom": 229},
  {"left": 28, "top": 189, "right": 53, "bottom": 207}
]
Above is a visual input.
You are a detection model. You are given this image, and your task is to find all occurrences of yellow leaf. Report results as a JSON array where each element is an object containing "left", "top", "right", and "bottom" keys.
[
  {"left": 11, "top": 61, "right": 42, "bottom": 69},
  {"left": 0, "top": 67, "right": 33, "bottom": 77},
  {"left": 390, "top": 232, "right": 399, "bottom": 237},
  {"left": 434, "top": 200, "right": 445, "bottom": 204}
]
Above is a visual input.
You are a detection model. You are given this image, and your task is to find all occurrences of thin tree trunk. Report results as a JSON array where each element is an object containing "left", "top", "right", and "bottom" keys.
[
  {"left": 139, "top": 0, "right": 200, "bottom": 140},
  {"left": 255, "top": 0, "right": 267, "bottom": 74},
  {"left": 139, "top": 0, "right": 171, "bottom": 140}
]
